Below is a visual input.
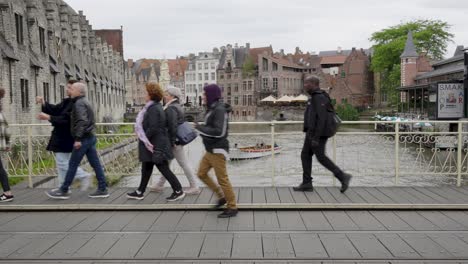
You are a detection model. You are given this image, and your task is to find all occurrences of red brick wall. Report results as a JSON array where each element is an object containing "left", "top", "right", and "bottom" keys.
[{"left": 94, "top": 30, "right": 124, "bottom": 55}]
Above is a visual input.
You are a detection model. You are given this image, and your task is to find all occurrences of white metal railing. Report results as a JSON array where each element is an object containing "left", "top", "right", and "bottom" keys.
[{"left": 3, "top": 120, "right": 468, "bottom": 188}]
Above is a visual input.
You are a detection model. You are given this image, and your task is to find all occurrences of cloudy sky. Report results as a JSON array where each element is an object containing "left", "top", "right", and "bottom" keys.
[{"left": 66, "top": 0, "right": 468, "bottom": 60}]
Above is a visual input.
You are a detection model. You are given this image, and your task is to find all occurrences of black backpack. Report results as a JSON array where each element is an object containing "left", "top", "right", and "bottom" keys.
[{"left": 318, "top": 92, "right": 342, "bottom": 137}]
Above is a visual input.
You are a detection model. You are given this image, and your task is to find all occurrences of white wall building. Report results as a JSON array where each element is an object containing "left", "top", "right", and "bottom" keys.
[{"left": 184, "top": 48, "right": 220, "bottom": 106}]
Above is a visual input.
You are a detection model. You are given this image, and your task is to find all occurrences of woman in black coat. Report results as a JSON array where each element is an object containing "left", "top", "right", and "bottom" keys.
[{"left": 127, "top": 82, "right": 185, "bottom": 202}]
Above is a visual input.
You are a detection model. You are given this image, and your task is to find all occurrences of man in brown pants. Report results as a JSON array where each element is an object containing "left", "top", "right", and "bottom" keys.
[{"left": 195, "top": 84, "right": 237, "bottom": 218}]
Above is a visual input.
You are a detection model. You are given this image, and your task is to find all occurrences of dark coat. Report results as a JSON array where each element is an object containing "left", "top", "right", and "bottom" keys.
[
  {"left": 304, "top": 90, "right": 336, "bottom": 139},
  {"left": 138, "top": 102, "right": 174, "bottom": 163},
  {"left": 71, "top": 96, "right": 96, "bottom": 140},
  {"left": 42, "top": 98, "right": 74, "bottom": 153},
  {"left": 195, "top": 101, "right": 232, "bottom": 153},
  {"left": 165, "top": 99, "right": 185, "bottom": 145}
]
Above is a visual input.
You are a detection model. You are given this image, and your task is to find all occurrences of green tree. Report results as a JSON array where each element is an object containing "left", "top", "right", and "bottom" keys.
[
  {"left": 370, "top": 19, "right": 453, "bottom": 107},
  {"left": 242, "top": 56, "right": 256, "bottom": 77}
]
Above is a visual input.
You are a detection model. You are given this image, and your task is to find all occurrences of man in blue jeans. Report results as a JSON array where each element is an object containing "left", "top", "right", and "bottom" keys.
[
  {"left": 46, "top": 82, "right": 109, "bottom": 200},
  {"left": 37, "top": 80, "right": 91, "bottom": 191}
]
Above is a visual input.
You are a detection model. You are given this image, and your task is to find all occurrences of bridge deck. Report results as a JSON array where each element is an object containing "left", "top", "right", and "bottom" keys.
[
  {"left": 2, "top": 187, "right": 468, "bottom": 262},
  {"left": 2, "top": 186, "right": 468, "bottom": 211},
  {"left": 2, "top": 210, "right": 468, "bottom": 263}
]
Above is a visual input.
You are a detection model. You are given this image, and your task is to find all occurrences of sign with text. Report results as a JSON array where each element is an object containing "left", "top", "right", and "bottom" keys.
[{"left": 437, "top": 82, "right": 464, "bottom": 119}]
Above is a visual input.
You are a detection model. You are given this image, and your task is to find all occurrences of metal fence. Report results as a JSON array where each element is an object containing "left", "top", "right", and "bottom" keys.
[{"left": 3, "top": 121, "right": 468, "bottom": 188}]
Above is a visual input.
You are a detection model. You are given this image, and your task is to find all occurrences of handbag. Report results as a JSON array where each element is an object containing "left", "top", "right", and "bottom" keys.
[{"left": 176, "top": 121, "right": 198, "bottom": 145}]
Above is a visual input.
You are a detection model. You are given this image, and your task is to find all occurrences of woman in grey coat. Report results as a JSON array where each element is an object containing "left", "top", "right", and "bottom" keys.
[{"left": 127, "top": 82, "right": 185, "bottom": 202}]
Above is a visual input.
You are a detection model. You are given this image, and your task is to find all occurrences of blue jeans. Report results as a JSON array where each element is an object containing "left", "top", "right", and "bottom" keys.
[
  {"left": 55, "top": 152, "right": 90, "bottom": 187},
  {"left": 60, "top": 136, "right": 107, "bottom": 192}
]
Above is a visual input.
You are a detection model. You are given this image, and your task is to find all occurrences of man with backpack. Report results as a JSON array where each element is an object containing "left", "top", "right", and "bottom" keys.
[{"left": 294, "top": 75, "right": 352, "bottom": 193}]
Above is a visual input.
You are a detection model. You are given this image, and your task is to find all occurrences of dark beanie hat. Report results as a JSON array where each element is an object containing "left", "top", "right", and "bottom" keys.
[{"left": 204, "top": 84, "right": 222, "bottom": 106}]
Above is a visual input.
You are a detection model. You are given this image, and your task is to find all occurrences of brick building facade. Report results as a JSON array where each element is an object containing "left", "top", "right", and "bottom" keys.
[
  {"left": 0, "top": 0, "right": 126, "bottom": 126},
  {"left": 319, "top": 48, "right": 374, "bottom": 108},
  {"left": 217, "top": 43, "right": 259, "bottom": 121}
]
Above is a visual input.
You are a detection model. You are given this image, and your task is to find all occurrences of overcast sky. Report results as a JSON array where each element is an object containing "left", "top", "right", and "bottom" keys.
[{"left": 66, "top": 0, "right": 468, "bottom": 60}]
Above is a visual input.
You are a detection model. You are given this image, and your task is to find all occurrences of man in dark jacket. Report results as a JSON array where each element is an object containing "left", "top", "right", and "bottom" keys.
[
  {"left": 37, "top": 80, "right": 90, "bottom": 190},
  {"left": 294, "top": 75, "right": 352, "bottom": 193},
  {"left": 46, "top": 82, "right": 108, "bottom": 200},
  {"left": 195, "top": 84, "right": 237, "bottom": 218}
]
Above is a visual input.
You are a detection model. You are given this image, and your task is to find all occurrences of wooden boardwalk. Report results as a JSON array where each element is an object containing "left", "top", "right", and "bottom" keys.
[
  {"left": 2, "top": 187, "right": 468, "bottom": 262},
  {"left": 2, "top": 186, "right": 468, "bottom": 210},
  {"left": 2, "top": 210, "right": 468, "bottom": 262}
]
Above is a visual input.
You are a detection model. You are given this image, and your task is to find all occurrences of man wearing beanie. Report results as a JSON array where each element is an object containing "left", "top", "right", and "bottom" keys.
[{"left": 195, "top": 84, "right": 238, "bottom": 218}]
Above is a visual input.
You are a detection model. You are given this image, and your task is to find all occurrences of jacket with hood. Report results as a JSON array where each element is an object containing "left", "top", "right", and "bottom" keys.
[
  {"left": 164, "top": 99, "right": 185, "bottom": 145},
  {"left": 304, "top": 90, "right": 336, "bottom": 139},
  {"left": 196, "top": 101, "right": 232, "bottom": 157},
  {"left": 42, "top": 98, "right": 75, "bottom": 152}
]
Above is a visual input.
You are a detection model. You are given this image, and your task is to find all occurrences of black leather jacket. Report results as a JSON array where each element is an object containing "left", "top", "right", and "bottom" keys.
[{"left": 71, "top": 96, "right": 96, "bottom": 140}]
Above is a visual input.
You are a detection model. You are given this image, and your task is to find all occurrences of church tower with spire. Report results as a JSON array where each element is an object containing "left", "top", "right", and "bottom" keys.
[{"left": 400, "top": 31, "right": 420, "bottom": 87}]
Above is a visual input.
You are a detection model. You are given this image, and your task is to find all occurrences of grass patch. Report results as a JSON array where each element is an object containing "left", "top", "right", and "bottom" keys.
[{"left": 8, "top": 177, "right": 25, "bottom": 186}]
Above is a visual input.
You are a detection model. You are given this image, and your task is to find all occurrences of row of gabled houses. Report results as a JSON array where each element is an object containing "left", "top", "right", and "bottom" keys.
[{"left": 126, "top": 44, "right": 375, "bottom": 121}]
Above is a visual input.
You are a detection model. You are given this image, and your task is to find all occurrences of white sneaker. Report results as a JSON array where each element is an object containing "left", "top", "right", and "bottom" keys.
[
  {"left": 80, "top": 175, "right": 91, "bottom": 191},
  {"left": 184, "top": 187, "right": 201, "bottom": 195},
  {"left": 149, "top": 185, "right": 164, "bottom": 192}
]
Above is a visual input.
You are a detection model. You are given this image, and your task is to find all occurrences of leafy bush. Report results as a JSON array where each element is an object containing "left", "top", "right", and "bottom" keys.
[{"left": 336, "top": 103, "right": 360, "bottom": 121}]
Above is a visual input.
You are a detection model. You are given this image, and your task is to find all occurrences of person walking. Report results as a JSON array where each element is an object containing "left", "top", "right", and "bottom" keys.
[
  {"left": 0, "top": 88, "right": 13, "bottom": 202},
  {"left": 294, "top": 75, "right": 352, "bottom": 193},
  {"left": 150, "top": 85, "right": 200, "bottom": 195},
  {"left": 36, "top": 80, "right": 91, "bottom": 191},
  {"left": 46, "top": 82, "right": 108, "bottom": 199},
  {"left": 127, "top": 82, "right": 185, "bottom": 202},
  {"left": 195, "top": 84, "right": 237, "bottom": 218}
]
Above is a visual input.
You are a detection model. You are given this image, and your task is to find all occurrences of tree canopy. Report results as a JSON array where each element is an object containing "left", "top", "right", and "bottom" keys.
[{"left": 370, "top": 19, "right": 453, "bottom": 107}]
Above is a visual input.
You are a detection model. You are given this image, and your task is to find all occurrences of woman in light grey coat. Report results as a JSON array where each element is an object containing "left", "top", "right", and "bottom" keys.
[{"left": 150, "top": 86, "right": 200, "bottom": 195}]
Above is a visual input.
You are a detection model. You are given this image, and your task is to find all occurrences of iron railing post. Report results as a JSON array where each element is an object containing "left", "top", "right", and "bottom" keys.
[
  {"left": 395, "top": 122, "right": 400, "bottom": 185},
  {"left": 27, "top": 126, "right": 33, "bottom": 188},
  {"left": 271, "top": 121, "right": 276, "bottom": 187},
  {"left": 457, "top": 121, "right": 463, "bottom": 187},
  {"left": 332, "top": 136, "right": 337, "bottom": 186}
]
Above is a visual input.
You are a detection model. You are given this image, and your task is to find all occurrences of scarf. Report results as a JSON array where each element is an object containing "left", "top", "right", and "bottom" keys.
[
  {"left": 135, "top": 100, "right": 154, "bottom": 152},
  {"left": 163, "top": 98, "right": 178, "bottom": 110}
]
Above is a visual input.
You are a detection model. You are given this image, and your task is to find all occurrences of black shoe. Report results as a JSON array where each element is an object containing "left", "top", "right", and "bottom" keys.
[
  {"left": 127, "top": 190, "right": 144, "bottom": 200},
  {"left": 166, "top": 191, "right": 185, "bottom": 202},
  {"left": 340, "top": 173, "right": 352, "bottom": 193},
  {"left": 293, "top": 182, "right": 314, "bottom": 192},
  {"left": 88, "top": 189, "right": 110, "bottom": 198},
  {"left": 218, "top": 209, "right": 238, "bottom": 218},
  {"left": 46, "top": 189, "right": 70, "bottom": 200},
  {"left": 0, "top": 193, "right": 13, "bottom": 202},
  {"left": 215, "top": 198, "right": 227, "bottom": 209}
]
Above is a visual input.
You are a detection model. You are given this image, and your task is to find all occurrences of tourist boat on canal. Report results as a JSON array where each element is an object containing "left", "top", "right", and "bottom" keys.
[{"left": 230, "top": 144, "right": 282, "bottom": 160}]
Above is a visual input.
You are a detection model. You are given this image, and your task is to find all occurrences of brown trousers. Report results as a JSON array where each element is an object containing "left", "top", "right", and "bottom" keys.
[{"left": 197, "top": 152, "right": 237, "bottom": 209}]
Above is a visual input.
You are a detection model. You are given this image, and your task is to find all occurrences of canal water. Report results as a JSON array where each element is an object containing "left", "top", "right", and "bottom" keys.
[{"left": 120, "top": 123, "right": 457, "bottom": 188}]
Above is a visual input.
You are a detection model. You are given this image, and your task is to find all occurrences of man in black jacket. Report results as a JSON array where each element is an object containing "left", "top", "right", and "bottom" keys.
[
  {"left": 294, "top": 75, "right": 352, "bottom": 193},
  {"left": 46, "top": 82, "right": 108, "bottom": 199},
  {"left": 37, "top": 80, "right": 90, "bottom": 191}
]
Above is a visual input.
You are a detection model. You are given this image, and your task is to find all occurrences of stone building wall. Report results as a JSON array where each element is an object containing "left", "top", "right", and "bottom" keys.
[{"left": 0, "top": 0, "right": 125, "bottom": 129}]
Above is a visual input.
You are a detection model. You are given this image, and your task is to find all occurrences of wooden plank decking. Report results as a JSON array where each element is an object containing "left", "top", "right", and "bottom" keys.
[{"left": 2, "top": 187, "right": 468, "bottom": 210}]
